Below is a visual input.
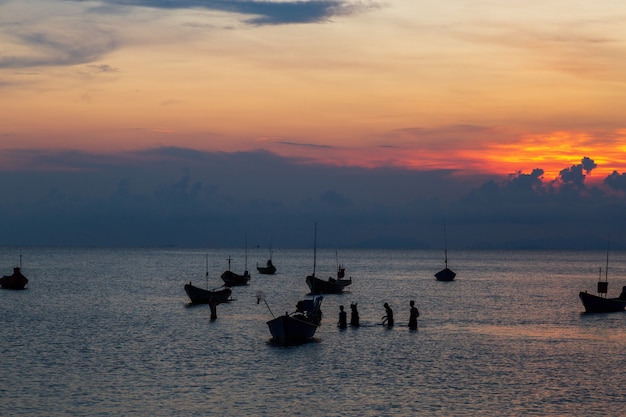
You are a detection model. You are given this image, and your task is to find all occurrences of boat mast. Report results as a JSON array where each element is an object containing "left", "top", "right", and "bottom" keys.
[
  {"left": 313, "top": 222, "right": 317, "bottom": 277},
  {"left": 605, "top": 235, "right": 610, "bottom": 283},
  {"left": 245, "top": 235, "right": 248, "bottom": 272},
  {"left": 205, "top": 253, "right": 209, "bottom": 289},
  {"left": 443, "top": 219, "right": 449, "bottom": 269},
  {"left": 269, "top": 237, "right": 273, "bottom": 261},
  {"left": 597, "top": 235, "right": 610, "bottom": 298}
]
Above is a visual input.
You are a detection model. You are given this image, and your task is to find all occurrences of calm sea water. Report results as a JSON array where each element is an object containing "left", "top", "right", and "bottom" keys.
[{"left": 1, "top": 247, "right": 625, "bottom": 416}]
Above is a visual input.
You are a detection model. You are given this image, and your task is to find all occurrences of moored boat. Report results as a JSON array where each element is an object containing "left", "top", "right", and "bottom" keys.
[
  {"left": 579, "top": 289, "right": 626, "bottom": 313},
  {"left": 184, "top": 283, "right": 232, "bottom": 304},
  {"left": 435, "top": 267, "right": 456, "bottom": 282},
  {"left": 257, "top": 259, "right": 276, "bottom": 275},
  {"left": 306, "top": 274, "right": 352, "bottom": 294},
  {"left": 221, "top": 268, "right": 251, "bottom": 286},
  {"left": 257, "top": 242, "right": 277, "bottom": 275},
  {"left": 266, "top": 296, "right": 324, "bottom": 344},
  {"left": 435, "top": 220, "right": 456, "bottom": 281},
  {"left": 579, "top": 240, "right": 626, "bottom": 313},
  {"left": 221, "top": 241, "right": 251, "bottom": 287},
  {"left": 184, "top": 254, "right": 232, "bottom": 304},
  {"left": 304, "top": 224, "right": 352, "bottom": 294},
  {"left": 0, "top": 266, "right": 28, "bottom": 290}
]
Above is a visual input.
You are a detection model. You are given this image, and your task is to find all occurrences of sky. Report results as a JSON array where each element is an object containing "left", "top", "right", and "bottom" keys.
[{"left": 1, "top": 0, "right": 626, "bottom": 249}]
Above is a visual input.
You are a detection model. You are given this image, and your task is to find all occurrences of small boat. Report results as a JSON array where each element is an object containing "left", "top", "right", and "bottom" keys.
[
  {"left": 435, "top": 220, "right": 456, "bottom": 281},
  {"left": 579, "top": 287, "right": 626, "bottom": 313},
  {"left": 257, "top": 240, "right": 277, "bottom": 275},
  {"left": 257, "top": 259, "right": 277, "bottom": 275},
  {"left": 306, "top": 271, "right": 352, "bottom": 294},
  {"left": 579, "top": 244, "right": 626, "bottom": 313},
  {"left": 221, "top": 238, "right": 251, "bottom": 286},
  {"left": 0, "top": 267, "right": 28, "bottom": 290},
  {"left": 263, "top": 294, "right": 324, "bottom": 344},
  {"left": 184, "top": 283, "right": 232, "bottom": 304},
  {"left": 221, "top": 255, "right": 250, "bottom": 286},
  {"left": 304, "top": 224, "right": 352, "bottom": 294},
  {"left": 185, "top": 255, "right": 232, "bottom": 304}
]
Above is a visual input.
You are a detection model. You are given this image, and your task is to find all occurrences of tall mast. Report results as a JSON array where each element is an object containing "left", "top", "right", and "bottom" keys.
[
  {"left": 313, "top": 222, "right": 317, "bottom": 276},
  {"left": 443, "top": 219, "right": 449, "bottom": 269},
  {"left": 205, "top": 253, "right": 209, "bottom": 289},
  {"left": 605, "top": 234, "right": 610, "bottom": 282},
  {"left": 245, "top": 235, "right": 249, "bottom": 273}
]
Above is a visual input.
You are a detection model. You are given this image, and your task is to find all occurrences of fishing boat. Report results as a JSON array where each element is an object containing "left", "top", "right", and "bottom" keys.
[
  {"left": 305, "top": 224, "right": 352, "bottom": 294},
  {"left": 221, "top": 257, "right": 251, "bottom": 286},
  {"left": 185, "top": 255, "right": 232, "bottom": 304},
  {"left": 257, "top": 259, "right": 276, "bottom": 275},
  {"left": 306, "top": 274, "right": 352, "bottom": 294},
  {"left": 0, "top": 267, "right": 28, "bottom": 290},
  {"left": 579, "top": 243, "right": 626, "bottom": 313},
  {"left": 435, "top": 220, "right": 456, "bottom": 281},
  {"left": 221, "top": 239, "right": 251, "bottom": 286},
  {"left": 258, "top": 291, "right": 324, "bottom": 344},
  {"left": 0, "top": 256, "right": 28, "bottom": 290},
  {"left": 184, "top": 283, "right": 232, "bottom": 304},
  {"left": 256, "top": 243, "right": 277, "bottom": 275},
  {"left": 579, "top": 286, "right": 626, "bottom": 313}
]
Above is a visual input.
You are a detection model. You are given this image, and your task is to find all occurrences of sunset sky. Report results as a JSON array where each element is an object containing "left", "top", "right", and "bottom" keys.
[{"left": 2, "top": 1, "right": 626, "bottom": 248}]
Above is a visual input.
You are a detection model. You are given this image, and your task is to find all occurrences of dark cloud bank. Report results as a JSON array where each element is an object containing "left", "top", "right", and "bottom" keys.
[{"left": 1, "top": 149, "right": 626, "bottom": 249}]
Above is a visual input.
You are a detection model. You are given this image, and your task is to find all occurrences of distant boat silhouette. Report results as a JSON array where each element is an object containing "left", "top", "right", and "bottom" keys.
[
  {"left": 0, "top": 256, "right": 28, "bottom": 290},
  {"left": 257, "top": 241, "right": 277, "bottom": 275},
  {"left": 435, "top": 220, "right": 456, "bottom": 281},
  {"left": 579, "top": 238, "right": 626, "bottom": 313},
  {"left": 221, "top": 238, "right": 251, "bottom": 287},
  {"left": 185, "top": 254, "right": 232, "bottom": 304},
  {"left": 305, "top": 224, "right": 352, "bottom": 294}
]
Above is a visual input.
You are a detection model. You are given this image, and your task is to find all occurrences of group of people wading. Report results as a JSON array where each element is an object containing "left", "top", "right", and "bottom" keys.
[{"left": 337, "top": 300, "right": 419, "bottom": 330}]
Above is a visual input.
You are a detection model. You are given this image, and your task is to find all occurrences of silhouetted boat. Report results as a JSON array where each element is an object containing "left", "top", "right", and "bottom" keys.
[
  {"left": 305, "top": 224, "right": 351, "bottom": 294},
  {"left": 306, "top": 274, "right": 352, "bottom": 294},
  {"left": 579, "top": 243, "right": 626, "bottom": 313},
  {"left": 221, "top": 239, "right": 251, "bottom": 286},
  {"left": 257, "top": 243, "right": 277, "bottom": 275},
  {"left": 185, "top": 283, "right": 232, "bottom": 304},
  {"left": 579, "top": 288, "right": 626, "bottom": 313},
  {"left": 185, "top": 255, "right": 232, "bottom": 304},
  {"left": 0, "top": 267, "right": 28, "bottom": 290},
  {"left": 435, "top": 220, "right": 456, "bottom": 281},
  {"left": 221, "top": 258, "right": 251, "bottom": 286},
  {"left": 257, "top": 258, "right": 277, "bottom": 275},
  {"left": 265, "top": 296, "right": 324, "bottom": 344}
]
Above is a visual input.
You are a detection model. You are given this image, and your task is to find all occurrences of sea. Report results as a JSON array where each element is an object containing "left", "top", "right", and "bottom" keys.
[{"left": 1, "top": 247, "right": 625, "bottom": 416}]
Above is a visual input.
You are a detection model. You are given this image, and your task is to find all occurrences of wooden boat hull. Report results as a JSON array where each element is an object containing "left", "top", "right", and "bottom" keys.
[
  {"left": 0, "top": 268, "right": 28, "bottom": 290},
  {"left": 257, "top": 261, "right": 276, "bottom": 275},
  {"left": 267, "top": 314, "right": 318, "bottom": 343},
  {"left": 184, "top": 283, "right": 232, "bottom": 304},
  {"left": 579, "top": 291, "right": 626, "bottom": 313},
  {"left": 221, "top": 270, "right": 250, "bottom": 287},
  {"left": 435, "top": 267, "right": 456, "bottom": 281},
  {"left": 306, "top": 275, "right": 351, "bottom": 294}
]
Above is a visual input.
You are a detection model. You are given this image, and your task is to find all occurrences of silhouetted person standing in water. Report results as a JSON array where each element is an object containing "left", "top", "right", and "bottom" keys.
[
  {"left": 350, "top": 303, "right": 360, "bottom": 327},
  {"left": 382, "top": 302, "right": 394, "bottom": 327},
  {"left": 338, "top": 305, "right": 347, "bottom": 329},
  {"left": 408, "top": 300, "right": 419, "bottom": 330}
]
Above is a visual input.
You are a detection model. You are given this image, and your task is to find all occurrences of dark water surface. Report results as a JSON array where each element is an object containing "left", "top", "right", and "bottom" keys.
[{"left": 1, "top": 247, "right": 625, "bottom": 416}]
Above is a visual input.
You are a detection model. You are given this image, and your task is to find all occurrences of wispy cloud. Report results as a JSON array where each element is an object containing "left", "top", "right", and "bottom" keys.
[
  {"left": 278, "top": 141, "right": 335, "bottom": 149},
  {"left": 70, "top": 0, "right": 378, "bottom": 25},
  {"left": 0, "top": 28, "right": 117, "bottom": 69}
]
